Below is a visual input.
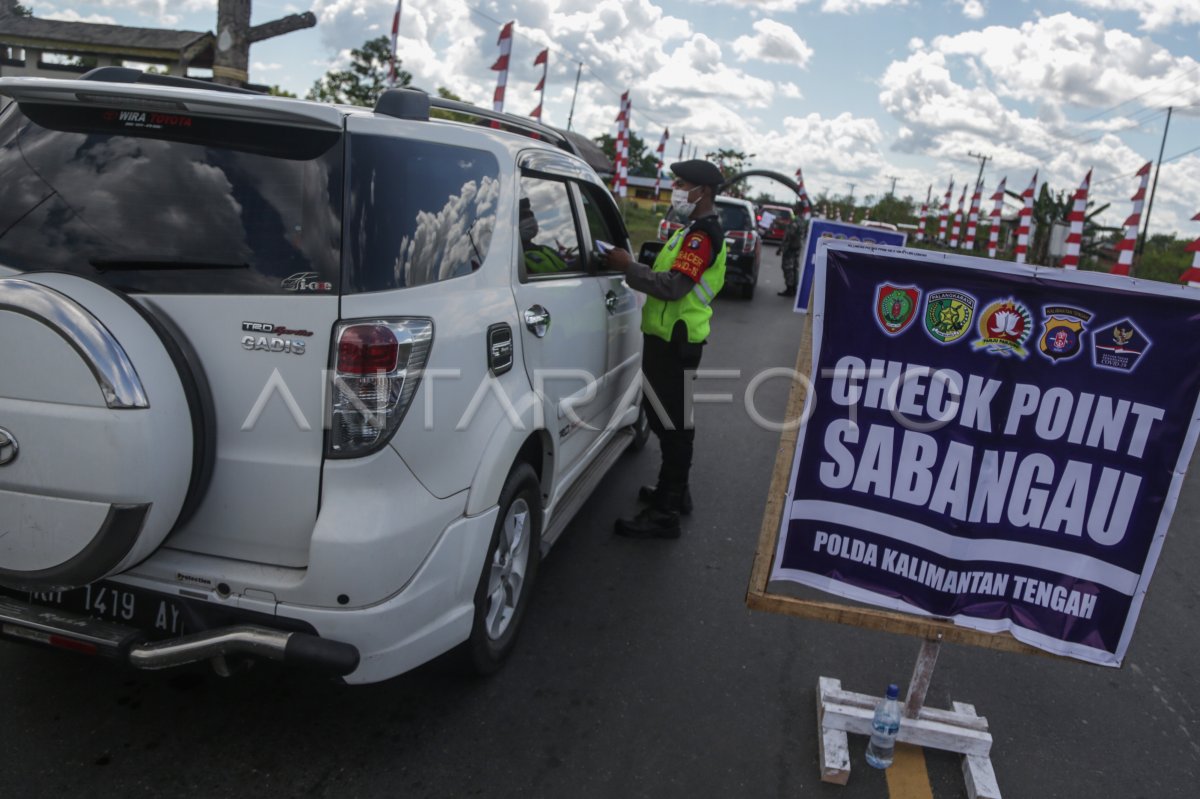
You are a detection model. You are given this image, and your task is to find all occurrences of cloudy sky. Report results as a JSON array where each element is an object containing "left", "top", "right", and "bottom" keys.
[{"left": 26, "top": 0, "right": 1200, "bottom": 235}]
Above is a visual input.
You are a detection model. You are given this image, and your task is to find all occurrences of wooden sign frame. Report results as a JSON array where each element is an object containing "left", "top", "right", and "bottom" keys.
[{"left": 744, "top": 307, "right": 1057, "bottom": 660}]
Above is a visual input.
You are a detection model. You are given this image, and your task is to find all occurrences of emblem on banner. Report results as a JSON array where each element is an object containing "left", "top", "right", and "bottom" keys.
[
  {"left": 923, "top": 290, "right": 976, "bottom": 344},
  {"left": 1038, "top": 306, "right": 1092, "bottom": 363},
  {"left": 1092, "top": 318, "right": 1149, "bottom": 372},
  {"left": 972, "top": 298, "right": 1032, "bottom": 358},
  {"left": 874, "top": 284, "right": 921, "bottom": 335}
]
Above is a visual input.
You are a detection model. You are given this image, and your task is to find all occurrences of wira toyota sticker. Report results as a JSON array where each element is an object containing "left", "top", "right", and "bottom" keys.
[
  {"left": 874, "top": 284, "right": 921, "bottom": 336},
  {"left": 1092, "top": 318, "right": 1150, "bottom": 373},
  {"left": 1038, "top": 306, "right": 1092, "bottom": 363},
  {"left": 972, "top": 298, "right": 1033, "bottom": 359},
  {"left": 923, "top": 290, "right": 976, "bottom": 345}
]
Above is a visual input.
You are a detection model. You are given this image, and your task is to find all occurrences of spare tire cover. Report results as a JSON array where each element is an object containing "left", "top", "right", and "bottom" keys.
[{"left": 0, "top": 274, "right": 194, "bottom": 589}]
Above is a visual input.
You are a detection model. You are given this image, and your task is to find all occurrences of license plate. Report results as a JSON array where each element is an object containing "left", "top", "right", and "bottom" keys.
[{"left": 3, "top": 582, "right": 188, "bottom": 638}]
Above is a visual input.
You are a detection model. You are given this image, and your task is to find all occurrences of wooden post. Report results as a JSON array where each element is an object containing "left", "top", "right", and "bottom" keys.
[
  {"left": 904, "top": 636, "right": 942, "bottom": 719},
  {"left": 212, "top": 0, "right": 315, "bottom": 88}
]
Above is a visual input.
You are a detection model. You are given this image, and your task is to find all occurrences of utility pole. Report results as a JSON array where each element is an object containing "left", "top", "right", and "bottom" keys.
[
  {"left": 565, "top": 62, "right": 582, "bottom": 131},
  {"left": 213, "top": 0, "right": 316, "bottom": 88},
  {"left": 884, "top": 175, "right": 899, "bottom": 197},
  {"left": 847, "top": 183, "right": 856, "bottom": 203},
  {"left": 967, "top": 150, "right": 990, "bottom": 189},
  {"left": 1138, "top": 105, "right": 1173, "bottom": 256}
]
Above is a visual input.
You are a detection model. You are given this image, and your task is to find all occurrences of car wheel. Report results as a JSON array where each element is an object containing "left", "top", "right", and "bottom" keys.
[
  {"left": 743, "top": 282, "right": 756, "bottom": 300},
  {"left": 629, "top": 403, "right": 651, "bottom": 452},
  {"left": 465, "top": 463, "right": 542, "bottom": 675}
]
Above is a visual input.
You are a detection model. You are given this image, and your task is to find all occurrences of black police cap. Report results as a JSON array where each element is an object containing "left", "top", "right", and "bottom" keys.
[{"left": 671, "top": 159, "right": 724, "bottom": 188}]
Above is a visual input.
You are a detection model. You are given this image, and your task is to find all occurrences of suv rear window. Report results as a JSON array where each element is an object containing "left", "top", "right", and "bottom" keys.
[
  {"left": 0, "top": 102, "right": 343, "bottom": 295},
  {"left": 717, "top": 202, "right": 753, "bottom": 232},
  {"left": 344, "top": 134, "right": 500, "bottom": 293}
]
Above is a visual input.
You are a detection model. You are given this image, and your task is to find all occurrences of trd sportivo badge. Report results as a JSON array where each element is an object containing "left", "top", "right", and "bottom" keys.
[
  {"left": 240, "top": 322, "right": 308, "bottom": 355},
  {"left": 923, "top": 290, "right": 976, "bottom": 344},
  {"left": 874, "top": 284, "right": 921, "bottom": 335}
]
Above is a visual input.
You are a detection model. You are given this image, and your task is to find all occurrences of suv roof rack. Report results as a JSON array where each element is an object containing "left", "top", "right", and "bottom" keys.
[
  {"left": 373, "top": 88, "right": 580, "bottom": 159},
  {"left": 80, "top": 66, "right": 263, "bottom": 96}
]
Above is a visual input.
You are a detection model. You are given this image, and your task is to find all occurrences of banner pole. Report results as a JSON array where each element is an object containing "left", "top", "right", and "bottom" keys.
[{"left": 904, "top": 635, "right": 943, "bottom": 719}]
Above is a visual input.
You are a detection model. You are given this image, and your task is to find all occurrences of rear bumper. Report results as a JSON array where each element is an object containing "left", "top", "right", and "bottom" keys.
[{"left": 0, "top": 596, "right": 360, "bottom": 677}]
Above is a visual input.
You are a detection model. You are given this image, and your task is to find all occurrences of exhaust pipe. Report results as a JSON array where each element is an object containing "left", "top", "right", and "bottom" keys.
[{"left": 128, "top": 625, "right": 359, "bottom": 676}]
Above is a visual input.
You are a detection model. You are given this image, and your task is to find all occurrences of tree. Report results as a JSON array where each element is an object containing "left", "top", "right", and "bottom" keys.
[
  {"left": 1008, "top": 183, "right": 1116, "bottom": 267},
  {"left": 267, "top": 85, "right": 297, "bottom": 98},
  {"left": 595, "top": 132, "right": 658, "bottom": 177},
  {"left": 13, "top": 3, "right": 33, "bottom": 15},
  {"left": 871, "top": 194, "right": 916, "bottom": 225},
  {"left": 307, "top": 36, "right": 411, "bottom": 107},
  {"left": 705, "top": 148, "right": 754, "bottom": 196}
]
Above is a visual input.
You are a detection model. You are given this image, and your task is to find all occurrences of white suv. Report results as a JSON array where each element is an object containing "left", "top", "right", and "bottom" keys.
[{"left": 0, "top": 69, "right": 646, "bottom": 683}]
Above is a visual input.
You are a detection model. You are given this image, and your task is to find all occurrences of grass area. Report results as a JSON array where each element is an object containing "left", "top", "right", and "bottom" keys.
[{"left": 619, "top": 201, "right": 666, "bottom": 252}]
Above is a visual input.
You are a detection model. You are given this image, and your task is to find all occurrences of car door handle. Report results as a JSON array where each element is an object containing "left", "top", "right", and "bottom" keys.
[
  {"left": 605, "top": 291, "right": 618, "bottom": 314},
  {"left": 524, "top": 305, "right": 551, "bottom": 338}
]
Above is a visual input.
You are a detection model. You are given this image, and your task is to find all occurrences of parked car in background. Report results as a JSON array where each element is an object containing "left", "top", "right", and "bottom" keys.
[
  {"left": 756, "top": 203, "right": 794, "bottom": 247},
  {"left": 651, "top": 195, "right": 761, "bottom": 299}
]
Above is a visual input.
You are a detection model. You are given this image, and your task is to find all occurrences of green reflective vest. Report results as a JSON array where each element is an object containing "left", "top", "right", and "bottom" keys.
[
  {"left": 642, "top": 223, "right": 726, "bottom": 344},
  {"left": 524, "top": 244, "right": 569, "bottom": 274}
]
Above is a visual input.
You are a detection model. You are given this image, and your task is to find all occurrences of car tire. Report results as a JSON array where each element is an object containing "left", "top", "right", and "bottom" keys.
[
  {"left": 464, "top": 463, "right": 542, "bottom": 676},
  {"left": 742, "top": 282, "right": 756, "bottom": 300}
]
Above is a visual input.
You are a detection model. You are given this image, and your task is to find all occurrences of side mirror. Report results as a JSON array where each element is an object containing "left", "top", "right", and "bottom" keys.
[{"left": 639, "top": 241, "right": 664, "bottom": 265}]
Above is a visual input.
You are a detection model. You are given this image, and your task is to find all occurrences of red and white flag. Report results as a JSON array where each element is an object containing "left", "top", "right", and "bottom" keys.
[
  {"left": 950, "top": 185, "right": 966, "bottom": 248},
  {"left": 530, "top": 48, "right": 548, "bottom": 120},
  {"left": 916, "top": 185, "right": 931, "bottom": 242},
  {"left": 795, "top": 168, "right": 811, "bottom": 222},
  {"left": 612, "top": 91, "right": 630, "bottom": 198},
  {"left": 388, "top": 0, "right": 403, "bottom": 88},
  {"left": 1014, "top": 171, "right": 1037, "bottom": 264},
  {"left": 1111, "top": 162, "right": 1152, "bottom": 276},
  {"left": 986, "top": 177, "right": 1007, "bottom": 258},
  {"left": 1180, "top": 212, "right": 1200, "bottom": 287},
  {"left": 653, "top": 127, "right": 669, "bottom": 198},
  {"left": 1060, "top": 169, "right": 1092, "bottom": 270},
  {"left": 964, "top": 181, "right": 982, "bottom": 251},
  {"left": 490, "top": 21, "right": 514, "bottom": 113},
  {"left": 937, "top": 179, "right": 953, "bottom": 242}
]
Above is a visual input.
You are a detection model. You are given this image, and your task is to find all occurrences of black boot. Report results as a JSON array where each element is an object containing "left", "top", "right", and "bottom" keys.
[
  {"left": 614, "top": 503, "right": 682, "bottom": 539},
  {"left": 777, "top": 285, "right": 796, "bottom": 297},
  {"left": 637, "top": 484, "right": 694, "bottom": 515}
]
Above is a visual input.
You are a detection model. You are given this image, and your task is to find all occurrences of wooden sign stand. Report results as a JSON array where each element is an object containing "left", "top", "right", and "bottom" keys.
[{"left": 744, "top": 308, "right": 1051, "bottom": 798}]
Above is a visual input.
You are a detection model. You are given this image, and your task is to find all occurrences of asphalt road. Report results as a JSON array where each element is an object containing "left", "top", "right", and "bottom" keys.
[{"left": 3, "top": 246, "right": 1198, "bottom": 798}]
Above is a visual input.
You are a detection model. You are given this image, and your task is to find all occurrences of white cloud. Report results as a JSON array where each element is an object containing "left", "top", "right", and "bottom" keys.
[
  {"left": 252, "top": 62, "right": 283, "bottom": 72},
  {"left": 1071, "top": 0, "right": 1200, "bottom": 31},
  {"left": 39, "top": 10, "right": 118, "bottom": 24},
  {"left": 955, "top": 0, "right": 985, "bottom": 19},
  {"left": 879, "top": 12, "right": 1200, "bottom": 235},
  {"left": 821, "top": 0, "right": 910, "bottom": 12},
  {"left": 732, "top": 19, "right": 813, "bottom": 67}
]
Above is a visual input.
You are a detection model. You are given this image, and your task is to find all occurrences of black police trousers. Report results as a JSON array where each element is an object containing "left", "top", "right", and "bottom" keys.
[{"left": 642, "top": 325, "right": 704, "bottom": 489}]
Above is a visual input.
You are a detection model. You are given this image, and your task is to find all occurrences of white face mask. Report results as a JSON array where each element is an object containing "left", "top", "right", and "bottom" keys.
[{"left": 670, "top": 186, "right": 700, "bottom": 218}]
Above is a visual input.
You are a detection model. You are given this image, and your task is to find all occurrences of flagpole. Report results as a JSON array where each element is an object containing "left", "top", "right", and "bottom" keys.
[
  {"left": 1138, "top": 105, "right": 1173, "bottom": 256},
  {"left": 566, "top": 61, "right": 582, "bottom": 131}
]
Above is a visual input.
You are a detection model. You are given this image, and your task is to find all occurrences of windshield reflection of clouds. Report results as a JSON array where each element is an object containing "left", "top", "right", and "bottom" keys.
[
  {"left": 522, "top": 179, "right": 579, "bottom": 256},
  {"left": 0, "top": 125, "right": 339, "bottom": 292},
  {"left": 394, "top": 175, "right": 498, "bottom": 287}
]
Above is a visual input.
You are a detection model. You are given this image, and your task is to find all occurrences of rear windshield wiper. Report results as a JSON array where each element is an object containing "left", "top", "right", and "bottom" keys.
[{"left": 89, "top": 257, "right": 250, "bottom": 272}]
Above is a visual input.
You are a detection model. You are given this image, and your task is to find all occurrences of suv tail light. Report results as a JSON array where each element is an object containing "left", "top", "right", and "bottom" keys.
[
  {"left": 327, "top": 319, "right": 433, "bottom": 458},
  {"left": 724, "top": 230, "right": 758, "bottom": 254}
]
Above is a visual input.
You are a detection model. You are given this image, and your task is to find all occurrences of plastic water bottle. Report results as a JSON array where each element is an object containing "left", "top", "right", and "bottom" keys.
[{"left": 865, "top": 683, "right": 902, "bottom": 769}]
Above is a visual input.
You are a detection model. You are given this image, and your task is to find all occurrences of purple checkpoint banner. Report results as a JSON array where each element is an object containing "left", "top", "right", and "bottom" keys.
[
  {"left": 772, "top": 240, "right": 1200, "bottom": 665},
  {"left": 794, "top": 220, "right": 907, "bottom": 313}
]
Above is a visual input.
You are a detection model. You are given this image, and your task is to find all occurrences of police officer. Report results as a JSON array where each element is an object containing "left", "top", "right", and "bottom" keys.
[
  {"left": 601, "top": 159, "right": 727, "bottom": 539},
  {"left": 777, "top": 202, "right": 805, "bottom": 297},
  {"left": 520, "top": 198, "right": 569, "bottom": 273}
]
